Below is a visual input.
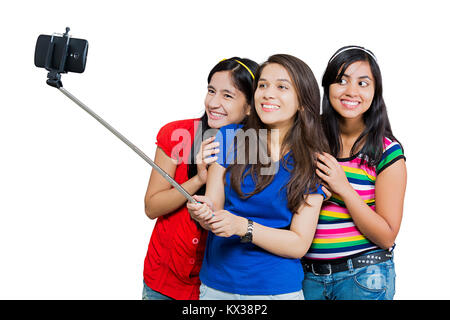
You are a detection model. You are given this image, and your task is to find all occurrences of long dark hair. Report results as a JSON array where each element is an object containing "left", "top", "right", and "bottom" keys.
[
  {"left": 226, "top": 54, "right": 329, "bottom": 213},
  {"left": 187, "top": 57, "right": 258, "bottom": 194},
  {"left": 322, "top": 46, "right": 401, "bottom": 165}
]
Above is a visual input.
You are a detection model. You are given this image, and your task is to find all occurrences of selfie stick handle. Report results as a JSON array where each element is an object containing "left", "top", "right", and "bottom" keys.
[{"left": 57, "top": 87, "right": 197, "bottom": 204}]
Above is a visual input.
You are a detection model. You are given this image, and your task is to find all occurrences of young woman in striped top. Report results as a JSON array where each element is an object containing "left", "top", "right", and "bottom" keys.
[{"left": 302, "top": 46, "right": 407, "bottom": 300}]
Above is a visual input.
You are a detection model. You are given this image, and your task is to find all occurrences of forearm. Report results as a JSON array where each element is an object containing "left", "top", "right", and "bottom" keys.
[
  {"left": 250, "top": 223, "right": 312, "bottom": 259},
  {"left": 340, "top": 188, "right": 396, "bottom": 249},
  {"left": 145, "top": 175, "right": 204, "bottom": 219},
  {"left": 234, "top": 195, "right": 323, "bottom": 259},
  {"left": 316, "top": 152, "right": 405, "bottom": 250}
]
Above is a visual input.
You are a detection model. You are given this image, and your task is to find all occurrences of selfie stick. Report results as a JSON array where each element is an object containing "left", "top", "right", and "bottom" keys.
[{"left": 42, "top": 28, "right": 197, "bottom": 204}]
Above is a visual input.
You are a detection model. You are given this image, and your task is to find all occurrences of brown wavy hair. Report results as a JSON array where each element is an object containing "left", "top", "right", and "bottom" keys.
[{"left": 225, "top": 54, "right": 329, "bottom": 213}]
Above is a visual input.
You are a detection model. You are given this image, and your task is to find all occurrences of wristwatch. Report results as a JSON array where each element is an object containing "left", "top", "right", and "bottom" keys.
[{"left": 240, "top": 219, "right": 254, "bottom": 243}]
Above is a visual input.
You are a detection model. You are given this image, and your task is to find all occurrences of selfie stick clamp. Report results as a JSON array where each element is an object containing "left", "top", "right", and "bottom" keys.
[
  {"left": 44, "top": 27, "right": 71, "bottom": 89},
  {"left": 42, "top": 27, "right": 197, "bottom": 204}
]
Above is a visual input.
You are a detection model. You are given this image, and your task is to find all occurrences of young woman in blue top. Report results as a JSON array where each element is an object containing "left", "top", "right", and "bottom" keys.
[{"left": 187, "top": 54, "right": 330, "bottom": 299}]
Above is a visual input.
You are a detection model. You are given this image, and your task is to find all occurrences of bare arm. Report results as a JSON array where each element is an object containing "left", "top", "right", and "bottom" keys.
[
  {"left": 204, "top": 162, "right": 226, "bottom": 211},
  {"left": 246, "top": 194, "right": 324, "bottom": 258},
  {"left": 145, "top": 135, "right": 220, "bottom": 219},
  {"left": 339, "top": 160, "right": 407, "bottom": 249},
  {"left": 186, "top": 162, "right": 226, "bottom": 225},
  {"left": 316, "top": 152, "right": 407, "bottom": 249},
  {"left": 205, "top": 193, "right": 324, "bottom": 259},
  {"left": 144, "top": 147, "right": 204, "bottom": 219},
  {"left": 188, "top": 162, "right": 324, "bottom": 258}
]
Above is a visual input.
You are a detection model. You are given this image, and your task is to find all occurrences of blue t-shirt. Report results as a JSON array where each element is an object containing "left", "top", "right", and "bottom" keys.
[{"left": 199, "top": 124, "right": 326, "bottom": 295}]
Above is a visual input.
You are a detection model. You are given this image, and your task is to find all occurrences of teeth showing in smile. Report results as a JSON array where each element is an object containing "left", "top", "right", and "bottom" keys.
[
  {"left": 210, "top": 111, "right": 226, "bottom": 118},
  {"left": 261, "top": 104, "right": 280, "bottom": 110},
  {"left": 341, "top": 100, "right": 359, "bottom": 107}
]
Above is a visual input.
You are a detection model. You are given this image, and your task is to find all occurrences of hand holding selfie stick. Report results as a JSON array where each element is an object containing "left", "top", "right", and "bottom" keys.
[{"left": 35, "top": 27, "right": 197, "bottom": 204}]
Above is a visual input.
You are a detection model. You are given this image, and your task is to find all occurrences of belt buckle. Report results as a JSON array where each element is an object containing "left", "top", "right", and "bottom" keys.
[{"left": 311, "top": 263, "right": 332, "bottom": 276}]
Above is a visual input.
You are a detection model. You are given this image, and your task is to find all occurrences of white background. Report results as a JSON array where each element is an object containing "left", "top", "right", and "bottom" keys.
[{"left": 1, "top": 0, "right": 448, "bottom": 299}]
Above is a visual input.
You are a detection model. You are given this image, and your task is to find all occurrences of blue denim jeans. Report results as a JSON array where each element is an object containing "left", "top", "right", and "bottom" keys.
[
  {"left": 199, "top": 283, "right": 304, "bottom": 300},
  {"left": 302, "top": 250, "right": 396, "bottom": 300},
  {"left": 142, "top": 280, "right": 174, "bottom": 300}
]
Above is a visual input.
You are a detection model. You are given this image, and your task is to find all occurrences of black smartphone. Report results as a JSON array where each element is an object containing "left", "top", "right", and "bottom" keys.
[{"left": 34, "top": 34, "right": 88, "bottom": 73}]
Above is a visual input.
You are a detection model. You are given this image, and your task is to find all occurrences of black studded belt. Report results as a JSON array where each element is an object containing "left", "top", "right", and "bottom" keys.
[{"left": 302, "top": 250, "right": 393, "bottom": 276}]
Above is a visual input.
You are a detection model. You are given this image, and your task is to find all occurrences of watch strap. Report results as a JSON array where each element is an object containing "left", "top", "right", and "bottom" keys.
[{"left": 240, "top": 219, "right": 254, "bottom": 243}]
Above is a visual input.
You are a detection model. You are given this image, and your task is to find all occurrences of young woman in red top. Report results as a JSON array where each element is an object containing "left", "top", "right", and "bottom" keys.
[{"left": 142, "top": 58, "right": 258, "bottom": 300}]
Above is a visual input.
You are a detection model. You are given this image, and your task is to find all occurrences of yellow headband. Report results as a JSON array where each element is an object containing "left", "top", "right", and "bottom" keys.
[{"left": 220, "top": 58, "right": 255, "bottom": 80}]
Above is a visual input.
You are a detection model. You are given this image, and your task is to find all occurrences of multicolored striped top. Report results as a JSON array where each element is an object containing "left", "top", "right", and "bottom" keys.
[{"left": 305, "top": 137, "right": 405, "bottom": 260}]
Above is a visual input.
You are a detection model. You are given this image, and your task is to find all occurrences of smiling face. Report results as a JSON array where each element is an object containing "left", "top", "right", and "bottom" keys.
[
  {"left": 254, "top": 63, "right": 299, "bottom": 132},
  {"left": 329, "top": 60, "right": 375, "bottom": 123},
  {"left": 204, "top": 71, "right": 249, "bottom": 129}
]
